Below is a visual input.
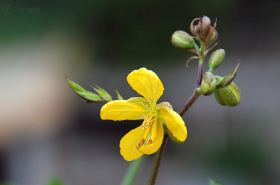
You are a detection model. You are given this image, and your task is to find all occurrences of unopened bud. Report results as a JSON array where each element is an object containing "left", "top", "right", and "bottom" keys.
[
  {"left": 209, "top": 49, "right": 225, "bottom": 71},
  {"left": 190, "top": 15, "right": 218, "bottom": 47},
  {"left": 199, "top": 16, "right": 211, "bottom": 39},
  {"left": 208, "top": 27, "right": 218, "bottom": 46},
  {"left": 214, "top": 82, "right": 241, "bottom": 107},
  {"left": 171, "top": 30, "right": 195, "bottom": 49},
  {"left": 198, "top": 72, "right": 216, "bottom": 96}
]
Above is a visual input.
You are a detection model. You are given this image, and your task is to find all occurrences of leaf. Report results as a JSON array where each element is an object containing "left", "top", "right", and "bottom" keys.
[
  {"left": 216, "top": 63, "right": 240, "bottom": 89},
  {"left": 115, "top": 90, "right": 124, "bottom": 100},
  {"left": 209, "top": 179, "right": 223, "bottom": 185},
  {"left": 67, "top": 78, "right": 103, "bottom": 102},
  {"left": 47, "top": 177, "right": 64, "bottom": 185},
  {"left": 93, "top": 86, "right": 113, "bottom": 101}
]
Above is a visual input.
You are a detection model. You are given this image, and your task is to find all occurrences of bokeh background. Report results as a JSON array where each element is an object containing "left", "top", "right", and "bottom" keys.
[{"left": 0, "top": 0, "right": 279, "bottom": 185}]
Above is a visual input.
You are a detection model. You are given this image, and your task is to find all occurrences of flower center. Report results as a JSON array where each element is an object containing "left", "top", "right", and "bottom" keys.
[
  {"left": 142, "top": 113, "right": 156, "bottom": 128},
  {"left": 137, "top": 113, "right": 157, "bottom": 149}
]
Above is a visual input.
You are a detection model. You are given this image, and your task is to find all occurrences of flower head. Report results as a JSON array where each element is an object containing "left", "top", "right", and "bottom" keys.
[{"left": 100, "top": 68, "right": 187, "bottom": 161}]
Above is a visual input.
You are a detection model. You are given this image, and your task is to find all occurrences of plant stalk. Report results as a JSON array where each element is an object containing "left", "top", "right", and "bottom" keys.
[
  {"left": 147, "top": 54, "right": 204, "bottom": 185},
  {"left": 121, "top": 157, "right": 144, "bottom": 185},
  {"left": 147, "top": 90, "right": 201, "bottom": 185}
]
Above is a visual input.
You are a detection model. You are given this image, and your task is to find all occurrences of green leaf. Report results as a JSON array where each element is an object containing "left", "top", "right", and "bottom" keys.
[
  {"left": 93, "top": 86, "right": 113, "bottom": 101},
  {"left": 67, "top": 78, "right": 103, "bottom": 102},
  {"left": 209, "top": 179, "right": 223, "bottom": 185},
  {"left": 47, "top": 177, "right": 64, "bottom": 185},
  {"left": 216, "top": 63, "right": 240, "bottom": 89},
  {"left": 115, "top": 90, "right": 124, "bottom": 100}
]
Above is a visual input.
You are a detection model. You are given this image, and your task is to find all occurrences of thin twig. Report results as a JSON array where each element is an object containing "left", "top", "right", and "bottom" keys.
[
  {"left": 196, "top": 60, "right": 204, "bottom": 87},
  {"left": 148, "top": 135, "right": 168, "bottom": 185}
]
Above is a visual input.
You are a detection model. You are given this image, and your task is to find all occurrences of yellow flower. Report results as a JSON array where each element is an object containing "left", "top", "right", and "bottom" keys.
[{"left": 100, "top": 68, "right": 187, "bottom": 161}]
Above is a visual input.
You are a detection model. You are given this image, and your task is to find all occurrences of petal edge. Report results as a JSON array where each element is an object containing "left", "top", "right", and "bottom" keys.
[
  {"left": 127, "top": 68, "right": 164, "bottom": 101},
  {"left": 101, "top": 100, "right": 147, "bottom": 121}
]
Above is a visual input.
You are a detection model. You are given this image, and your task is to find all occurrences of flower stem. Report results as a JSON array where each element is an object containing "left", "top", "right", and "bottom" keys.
[
  {"left": 147, "top": 52, "right": 204, "bottom": 185},
  {"left": 121, "top": 157, "right": 144, "bottom": 185},
  {"left": 179, "top": 90, "right": 200, "bottom": 116},
  {"left": 148, "top": 135, "right": 168, "bottom": 185},
  {"left": 147, "top": 89, "right": 201, "bottom": 185},
  {"left": 121, "top": 90, "right": 201, "bottom": 185},
  {"left": 196, "top": 60, "right": 204, "bottom": 87}
]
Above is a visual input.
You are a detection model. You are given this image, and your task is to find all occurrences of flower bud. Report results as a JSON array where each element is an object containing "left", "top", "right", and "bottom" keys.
[
  {"left": 189, "top": 16, "right": 218, "bottom": 47},
  {"left": 208, "top": 27, "right": 218, "bottom": 46},
  {"left": 198, "top": 72, "right": 216, "bottom": 96},
  {"left": 214, "top": 82, "right": 241, "bottom": 106},
  {"left": 199, "top": 16, "right": 211, "bottom": 39},
  {"left": 171, "top": 30, "right": 195, "bottom": 49},
  {"left": 208, "top": 49, "right": 225, "bottom": 71}
]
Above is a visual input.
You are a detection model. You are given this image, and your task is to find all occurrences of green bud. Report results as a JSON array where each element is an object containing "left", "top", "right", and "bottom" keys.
[
  {"left": 208, "top": 49, "right": 225, "bottom": 70},
  {"left": 214, "top": 82, "right": 241, "bottom": 107},
  {"left": 171, "top": 30, "right": 195, "bottom": 49},
  {"left": 199, "top": 72, "right": 216, "bottom": 96}
]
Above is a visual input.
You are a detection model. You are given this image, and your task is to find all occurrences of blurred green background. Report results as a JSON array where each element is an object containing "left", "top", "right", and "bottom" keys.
[{"left": 0, "top": 0, "right": 279, "bottom": 185}]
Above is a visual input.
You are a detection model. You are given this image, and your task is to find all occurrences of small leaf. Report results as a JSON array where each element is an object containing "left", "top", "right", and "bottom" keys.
[
  {"left": 115, "top": 90, "right": 124, "bottom": 100},
  {"left": 209, "top": 179, "right": 223, "bottom": 185},
  {"left": 47, "top": 177, "right": 64, "bottom": 185},
  {"left": 67, "top": 78, "right": 103, "bottom": 102},
  {"left": 216, "top": 63, "right": 240, "bottom": 88},
  {"left": 93, "top": 86, "right": 113, "bottom": 101}
]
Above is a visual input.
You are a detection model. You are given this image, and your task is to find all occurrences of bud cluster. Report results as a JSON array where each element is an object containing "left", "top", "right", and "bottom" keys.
[
  {"left": 171, "top": 15, "right": 241, "bottom": 107},
  {"left": 190, "top": 16, "right": 218, "bottom": 48},
  {"left": 171, "top": 15, "right": 218, "bottom": 57}
]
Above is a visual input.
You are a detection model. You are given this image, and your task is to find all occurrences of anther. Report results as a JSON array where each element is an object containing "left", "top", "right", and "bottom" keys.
[{"left": 136, "top": 139, "right": 145, "bottom": 149}]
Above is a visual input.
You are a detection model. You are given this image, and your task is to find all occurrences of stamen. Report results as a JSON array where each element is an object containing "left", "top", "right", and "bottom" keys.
[
  {"left": 136, "top": 139, "right": 145, "bottom": 149},
  {"left": 142, "top": 114, "right": 156, "bottom": 128},
  {"left": 137, "top": 113, "right": 158, "bottom": 149}
]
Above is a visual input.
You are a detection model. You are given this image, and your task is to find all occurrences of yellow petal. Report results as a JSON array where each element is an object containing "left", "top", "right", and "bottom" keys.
[
  {"left": 139, "top": 122, "right": 164, "bottom": 154},
  {"left": 127, "top": 68, "right": 164, "bottom": 102},
  {"left": 120, "top": 126, "right": 144, "bottom": 161},
  {"left": 100, "top": 100, "right": 147, "bottom": 121},
  {"left": 159, "top": 107, "right": 187, "bottom": 142}
]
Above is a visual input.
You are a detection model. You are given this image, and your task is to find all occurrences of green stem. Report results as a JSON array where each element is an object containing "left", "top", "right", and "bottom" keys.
[{"left": 121, "top": 157, "right": 144, "bottom": 185}]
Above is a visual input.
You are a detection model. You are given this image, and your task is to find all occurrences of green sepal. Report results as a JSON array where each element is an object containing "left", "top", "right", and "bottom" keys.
[
  {"left": 67, "top": 78, "right": 103, "bottom": 102},
  {"left": 209, "top": 179, "right": 223, "bottom": 185},
  {"left": 199, "top": 71, "right": 217, "bottom": 96},
  {"left": 93, "top": 86, "right": 113, "bottom": 101},
  {"left": 216, "top": 63, "right": 240, "bottom": 89},
  {"left": 115, "top": 90, "right": 124, "bottom": 100}
]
